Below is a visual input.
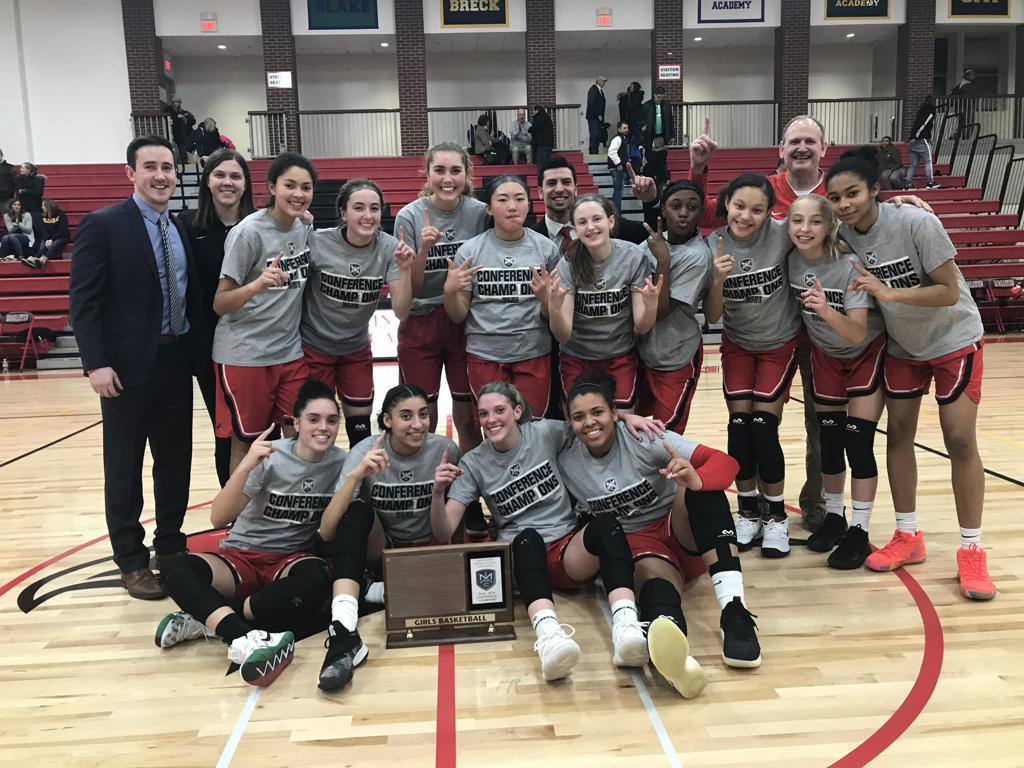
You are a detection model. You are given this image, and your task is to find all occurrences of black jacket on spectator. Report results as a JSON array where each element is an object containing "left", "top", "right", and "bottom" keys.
[
  {"left": 619, "top": 89, "right": 644, "bottom": 126},
  {"left": 586, "top": 84, "right": 606, "bottom": 121},
  {"left": 166, "top": 105, "right": 197, "bottom": 146},
  {"left": 16, "top": 173, "right": 44, "bottom": 213},
  {"left": 189, "top": 127, "right": 228, "bottom": 157},
  {"left": 909, "top": 98, "right": 935, "bottom": 141},
  {"left": 530, "top": 109, "right": 554, "bottom": 148},
  {"left": 0, "top": 161, "right": 15, "bottom": 202},
  {"left": 641, "top": 99, "right": 675, "bottom": 147}
]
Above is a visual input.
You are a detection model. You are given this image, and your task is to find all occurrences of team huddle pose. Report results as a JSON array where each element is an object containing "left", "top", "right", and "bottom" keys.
[{"left": 147, "top": 118, "right": 992, "bottom": 697}]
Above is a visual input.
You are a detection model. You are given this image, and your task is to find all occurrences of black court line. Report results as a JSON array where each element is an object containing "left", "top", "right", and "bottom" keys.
[
  {"left": 0, "top": 421, "right": 101, "bottom": 468},
  {"left": 0, "top": 413, "right": 102, "bottom": 420},
  {"left": 791, "top": 396, "right": 1024, "bottom": 489}
]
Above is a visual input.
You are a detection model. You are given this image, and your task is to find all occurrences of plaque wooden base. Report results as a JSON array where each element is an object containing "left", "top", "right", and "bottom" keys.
[{"left": 382, "top": 541, "right": 516, "bottom": 649}]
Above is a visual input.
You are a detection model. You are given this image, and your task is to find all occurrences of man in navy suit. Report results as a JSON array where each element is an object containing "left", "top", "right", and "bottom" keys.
[
  {"left": 585, "top": 76, "right": 608, "bottom": 155},
  {"left": 70, "top": 135, "right": 204, "bottom": 600}
]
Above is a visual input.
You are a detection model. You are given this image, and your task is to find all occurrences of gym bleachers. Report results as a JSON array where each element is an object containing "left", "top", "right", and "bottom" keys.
[{"left": 5, "top": 144, "right": 1024, "bottom": 369}]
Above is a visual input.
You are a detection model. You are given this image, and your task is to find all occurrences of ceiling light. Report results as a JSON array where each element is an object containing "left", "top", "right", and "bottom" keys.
[
  {"left": 380, "top": 41, "right": 389, "bottom": 47},
  {"left": 217, "top": 44, "right": 227, "bottom": 49},
  {"left": 846, "top": 33, "right": 855, "bottom": 38},
  {"left": 693, "top": 37, "right": 702, "bottom": 42}
]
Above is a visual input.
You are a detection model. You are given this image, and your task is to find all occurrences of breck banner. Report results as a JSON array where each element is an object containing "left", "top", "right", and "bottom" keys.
[
  {"left": 441, "top": 0, "right": 509, "bottom": 28},
  {"left": 826, "top": 0, "right": 890, "bottom": 18},
  {"left": 949, "top": 0, "right": 1009, "bottom": 16}
]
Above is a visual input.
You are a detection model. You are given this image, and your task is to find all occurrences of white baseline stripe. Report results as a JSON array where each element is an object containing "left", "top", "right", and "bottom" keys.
[
  {"left": 597, "top": 596, "right": 684, "bottom": 768},
  {"left": 216, "top": 686, "right": 262, "bottom": 768}
]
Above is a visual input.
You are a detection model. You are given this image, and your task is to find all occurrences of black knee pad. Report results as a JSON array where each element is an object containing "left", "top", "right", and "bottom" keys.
[
  {"left": 638, "top": 577, "right": 687, "bottom": 635},
  {"left": 582, "top": 514, "right": 634, "bottom": 594},
  {"left": 684, "top": 489, "right": 741, "bottom": 573},
  {"left": 248, "top": 558, "right": 332, "bottom": 630},
  {"left": 817, "top": 411, "right": 848, "bottom": 476},
  {"left": 844, "top": 417, "right": 878, "bottom": 480},
  {"left": 749, "top": 410, "right": 785, "bottom": 484},
  {"left": 344, "top": 415, "right": 372, "bottom": 449},
  {"left": 327, "top": 499, "right": 374, "bottom": 581},
  {"left": 512, "top": 528, "right": 552, "bottom": 606},
  {"left": 727, "top": 412, "right": 756, "bottom": 482},
  {"left": 163, "top": 554, "right": 226, "bottom": 624}
]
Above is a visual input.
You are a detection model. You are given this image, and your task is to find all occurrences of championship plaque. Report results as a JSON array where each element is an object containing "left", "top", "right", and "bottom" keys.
[{"left": 382, "top": 542, "right": 515, "bottom": 648}]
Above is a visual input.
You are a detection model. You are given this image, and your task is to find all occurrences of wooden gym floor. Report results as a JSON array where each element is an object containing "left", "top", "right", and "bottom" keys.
[{"left": 0, "top": 341, "right": 1022, "bottom": 768}]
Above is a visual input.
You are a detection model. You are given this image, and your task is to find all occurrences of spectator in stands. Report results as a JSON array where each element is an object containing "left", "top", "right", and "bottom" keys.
[
  {"left": 641, "top": 87, "right": 674, "bottom": 188},
  {"left": 619, "top": 81, "right": 644, "bottom": 141},
  {"left": 190, "top": 118, "right": 236, "bottom": 166},
  {"left": 606, "top": 121, "right": 631, "bottom": 216},
  {"left": 1, "top": 199, "right": 34, "bottom": 260},
  {"left": 510, "top": 109, "right": 532, "bottom": 164},
  {"left": 950, "top": 68, "right": 976, "bottom": 96},
  {"left": 166, "top": 96, "right": 196, "bottom": 163},
  {"left": 15, "top": 161, "right": 44, "bottom": 216},
  {"left": 0, "top": 149, "right": 15, "bottom": 208},
  {"left": 180, "top": 148, "right": 255, "bottom": 487},
  {"left": 23, "top": 198, "right": 69, "bottom": 268},
  {"left": 877, "top": 137, "right": 905, "bottom": 190},
  {"left": 530, "top": 104, "right": 554, "bottom": 169},
  {"left": 586, "top": 75, "right": 608, "bottom": 154},
  {"left": 472, "top": 114, "right": 493, "bottom": 155},
  {"left": 905, "top": 95, "right": 939, "bottom": 190}
]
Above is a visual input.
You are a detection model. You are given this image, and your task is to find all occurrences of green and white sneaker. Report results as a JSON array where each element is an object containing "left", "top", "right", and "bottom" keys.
[{"left": 154, "top": 611, "right": 215, "bottom": 648}]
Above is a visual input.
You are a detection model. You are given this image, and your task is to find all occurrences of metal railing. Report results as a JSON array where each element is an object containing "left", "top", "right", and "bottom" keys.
[
  {"left": 672, "top": 101, "right": 777, "bottom": 148},
  {"left": 299, "top": 109, "right": 402, "bottom": 158},
  {"left": 808, "top": 98, "right": 902, "bottom": 145},
  {"left": 936, "top": 95, "right": 1017, "bottom": 140},
  {"left": 131, "top": 111, "right": 172, "bottom": 139},
  {"left": 248, "top": 111, "right": 288, "bottom": 159},
  {"left": 426, "top": 104, "right": 582, "bottom": 151}
]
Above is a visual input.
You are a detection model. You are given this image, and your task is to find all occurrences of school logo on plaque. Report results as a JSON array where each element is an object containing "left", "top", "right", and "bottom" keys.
[{"left": 475, "top": 568, "right": 496, "bottom": 591}]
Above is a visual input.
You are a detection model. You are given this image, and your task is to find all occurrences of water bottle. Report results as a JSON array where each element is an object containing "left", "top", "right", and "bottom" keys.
[{"left": 2, "top": 358, "right": 8, "bottom": 374}]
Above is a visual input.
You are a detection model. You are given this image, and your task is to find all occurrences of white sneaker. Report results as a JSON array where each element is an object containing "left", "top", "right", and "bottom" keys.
[
  {"left": 647, "top": 616, "right": 707, "bottom": 699},
  {"left": 533, "top": 623, "right": 582, "bottom": 681},
  {"left": 735, "top": 514, "right": 763, "bottom": 550},
  {"left": 154, "top": 611, "right": 214, "bottom": 648},
  {"left": 611, "top": 616, "right": 649, "bottom": 667},
  {"left": 761, "top": 516, "right": 791, "bottom": 558},
  {"left": 227, "top": 629, "right": 295, "bottom": 687}
]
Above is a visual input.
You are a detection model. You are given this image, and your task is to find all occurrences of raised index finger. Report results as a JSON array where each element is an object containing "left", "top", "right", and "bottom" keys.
[
  {"left": 703, "top": 116, "right": 711, "bottom": 136},
  {"left": 398, "top": 225, "right": 406, "bottom": 243},
  {"left": 372, "top": 432, "right": 386, "bottom": 450},
  {"left": 813, "top": 276, "right": 824, "bottom": 292},
  {"left": 423, "top": 209, "right": 431, "bottom": 228},
  {"left": 626, "top": 162, "right": 637, "bottom": 180},
  {"left": 849, "top": 257, "right": 870, "bottom": 275},
  {"left": 257, "top": 424, "right": 275, "bottom": 441},
  {"left": 271, "top": 251, "right": 283, "bottom": 268},
  {"left": 440, "top": 445, "right": 450, "bottom": 465}
]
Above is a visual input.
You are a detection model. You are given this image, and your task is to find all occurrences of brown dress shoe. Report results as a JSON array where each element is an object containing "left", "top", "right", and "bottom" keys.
[{"left": 121, "top": 568, "right": 167, "bottom": 600}]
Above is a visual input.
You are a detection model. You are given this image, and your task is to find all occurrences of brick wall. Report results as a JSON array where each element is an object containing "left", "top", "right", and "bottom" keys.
[
  {"left": 896, "top": 0, "right": 935, "bottom": 141},
  {"left": 774, "top": 0, "right": 809, "bottom": 139},
  {"left": 260, "top": 0, "right": 301, "bottom": 153},
  {"left": 525, "top": 0, "right": 555, "bottom": 109},
  {"left": 651, "top": 0, "right": 684, "bottom": 120},
  {"left": 395, "top": 0, "right": 428, "bottom": 156},
  {"left": 121, "top": 0, "right": 160, "bottom": 113}
]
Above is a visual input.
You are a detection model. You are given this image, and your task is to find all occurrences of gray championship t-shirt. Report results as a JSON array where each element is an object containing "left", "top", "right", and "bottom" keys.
[
  {"left": 557, "top": 423, "right": 700, "bottom": 533},
  {"left": 454, "top": 228, "right": 562, "bottom": 362},
  {"left": 839, "top": 204, "right": 983, "bottom": 361},
  {"left": 638, "top": 235, "right": 712, "bottom": 371},
  {"left": 393, "top": 196, "right": 488, "bottom": 316},
  {"left": 302, "top": 228, "right": 401, "bottom": 356},
  {"left": 448, "top": 420, "right": 577, "bottom": 543},
  {"left": 213, "top": 208, "right": 311, "bottom": 366},
  {"left": 555, "top": 238, "right": 648, "bottom": 360},
  {"left": 706, "top": 218, "right": 802, "bottom": 351},
  {"left": 341, "top": 432, "right": 461, "bottom": 545},
  {"left": 222, "top": 439, "right": 347, "bottom": 554},
  {"left": 788, "top": 250, "right": 885, "bottom": 358}
]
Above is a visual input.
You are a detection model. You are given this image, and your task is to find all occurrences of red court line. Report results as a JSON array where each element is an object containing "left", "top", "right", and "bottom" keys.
[{"left": 435, "top": 644, "right": 457, "bottom": 768}]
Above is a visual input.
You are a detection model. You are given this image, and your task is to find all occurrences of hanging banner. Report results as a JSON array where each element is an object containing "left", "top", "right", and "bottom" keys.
[
  {"left": 697, "top": 0, "right": 765, "bottom": 24},
  {"left": 825, "top": 0, "right": 890, "bottom": 19},
  {"left": 307, "top": 0, "right": 379, "bottom": 30},
  {"left": 441, "top": 0, "right": 509, "bottom": 28},
  {"left": 949, "top": 0, "right": 1009, "bottom": 17}
]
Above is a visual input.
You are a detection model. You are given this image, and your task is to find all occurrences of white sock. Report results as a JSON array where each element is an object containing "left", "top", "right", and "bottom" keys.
[
  {"left": 738, "top": 489, "right": 757, "bottom": 497},
  {"left": 610, "top": 599, "right": 638, "bottom": 626},
  {"left": 959, "top": 527, "right": 981, "bottom": 549},
  {"left": 825, "top": 492, "right": 845, "bottom": 519},
  {"left": 764, "top": 493, "right": 784, "bottom": 503},
  {"left": 851, "top": 500, "right": 873, "bottom": 530},
  {"left": 711, "top": 569, "right": 745, "bottom": 611},
  {"left": 365, "top": 581, "right": 385, "bottom": 604},
  {"left": 331, "top": 594, "right": 359, "bottom": 632},
  {"left": 895, "top": 511, "right": 917, "bottom": 534},
  {"left": 531, "top": 608, "right": 559, "bottom": 637}
]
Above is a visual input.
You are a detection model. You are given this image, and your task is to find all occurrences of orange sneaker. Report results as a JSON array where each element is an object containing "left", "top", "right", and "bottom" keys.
[
  {"left": 865, "top": 530, "right": 927, "bottom": 572},
  {"left": 956, "top": 544, "right": 996, "bottom": 601}
]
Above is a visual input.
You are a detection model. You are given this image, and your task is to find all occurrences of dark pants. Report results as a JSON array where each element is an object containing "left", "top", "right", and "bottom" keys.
[
  {"left": 101, "top": 336, "right": 193, "bottom": 572},
  {"left": 1, "top": 233, "right": 31, "bottom": 258},
  {"left": 588, "top": 118, "right": 602, "bottom": 154},
  {"left": 195, "top": 355, "right": 232, "bottom": 487},
  {"left": 644, "top": 148, "right": 668, "bottom": 188},
  {"left": 35, "top": 237, "right": 68, "bottom": 260},
  {"left": 534, "top": 146, "right": 552, "bottom": 169},
  {"left": 797, "top": 340, "right": 824, "bottom": 513}
]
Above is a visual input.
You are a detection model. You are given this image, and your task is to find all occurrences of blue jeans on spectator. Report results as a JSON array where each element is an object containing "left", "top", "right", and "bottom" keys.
[
  {"left": 36, "top": 237, "right": 68, "bottom": 260},
  {"left": 906, "top": 139, "right": 933, "bottom": 188},
  {"left": 0, "top": 233, "right": 31, "bottom": 258},
  {"left": 610, "top": 167, "right": 627, "bottom": 215}
]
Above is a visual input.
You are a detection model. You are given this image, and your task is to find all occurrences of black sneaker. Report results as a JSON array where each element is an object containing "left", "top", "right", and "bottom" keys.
[
  {"left": 720, "top": 597, "right": 761, "bottom": 668},
  {"left": 807, "top": 513, "right": 848, "bottom": 552},
  {"left": 827, "top": 525, "right": 872, "bottom": 570},
  {"left": 318, "top": 620, "right": 368, "bottom": 692}
]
